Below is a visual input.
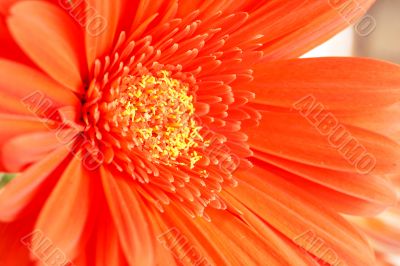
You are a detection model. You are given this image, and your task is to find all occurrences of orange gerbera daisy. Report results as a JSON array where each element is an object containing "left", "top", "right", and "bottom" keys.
[{"left": 1, "top": 1, "right": 400, "bottom": 265}]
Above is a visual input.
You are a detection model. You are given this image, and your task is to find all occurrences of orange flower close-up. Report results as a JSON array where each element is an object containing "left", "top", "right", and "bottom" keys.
[{"left": 1, "top": 0, "right": 400, "bottom": 265}]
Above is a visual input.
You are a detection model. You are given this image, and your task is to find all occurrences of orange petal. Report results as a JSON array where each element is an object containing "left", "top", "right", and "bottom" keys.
[
  {"left": 0, "top": 59, "right": 80, "bottom": 110},
  {"left": 339, "top": 104, "right": 400, "bottom": 139},
  {"left": 230, "top": 164, "right": 376, "bottom": 266},
  {"left": 0, "top": 89, "right": 36, "bottom": 116},
  {"left": 7, "top": 1, "right": 85, "bottom": 92},
  {"left": 0, "top": 114, "right": 50, "bottom": 171},
  {"left": 254, "top": 152, "right": 397, "bottom": 215},
  {"left": 196, "top": 208, "right": 315, "bottom": 265},
  {"left": 351, "top": 207, "right": 400, "bottom": 255},
  {"left": 33, "top": 155, "right": 90, "bottom": 263},
  {"left": 152, "top": 205, "right": 224, "bottom": 266},
  {"left": 89, "top": 209, "right": 129, "bottom": 266},
  {"left": 0, "top": 146, "right": 69, "bottom": 222},
  {"left": 176, "top": 1, "right": 373, "bottom": 59},
  {"left": 0, "top": 219, "right": 33, "bottom": 265},
  {"left": 84, "top": 0, "right": 124, "bottom": 68},
  {"left": 249, "top": 58, "right": 400, "bottom": 113},
  {"left": 156, "top": 202, "right": 316, "bottom": 266},
  {"left": 2, "top": 130, "right": 76, "bottom": 172},
  {"left": 147, "top": 209, "right": 180, "bottom": 266},
  {"left": 259, "top": 1, "right": 375, "bottom": 59},
  {"left": 247, "top": 110, "right": 400, "bottom": 176},
  {"left": 221, "top": 191, "right": 323, "bottom": 266},
  {"left": 100, "top": 168, "right": 154, "bottom": 266},
  {"left": 0, "top": 12, "right": 32, "bottom": 64}
]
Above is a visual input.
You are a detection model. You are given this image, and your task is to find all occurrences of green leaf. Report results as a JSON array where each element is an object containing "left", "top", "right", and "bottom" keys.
[{"left": 0, "top": 173, "right": 16, "bottom": 189}]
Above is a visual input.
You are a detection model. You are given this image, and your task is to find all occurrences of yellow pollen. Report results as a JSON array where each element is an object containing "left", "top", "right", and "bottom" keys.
[{"left": 117, "top": 71, "right": 203, "bottom": 168}]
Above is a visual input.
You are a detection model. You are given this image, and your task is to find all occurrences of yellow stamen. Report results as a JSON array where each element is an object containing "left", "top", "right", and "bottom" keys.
[{"left": 115, "top": 71, "right": 203, "bottom": 168}]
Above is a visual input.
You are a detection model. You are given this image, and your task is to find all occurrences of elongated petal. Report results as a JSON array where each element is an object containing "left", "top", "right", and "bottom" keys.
[
  {"left": 2, "top": 130, "right": 76, "bottom": 172},
  {"left": 100, "top": 168, "right": 154, "bottom": 266},
  {"left": 147, "top": 209, "right": 180, "bottom": 266},
  {"left": 155, "top": 200, "right": 317, "bottom": 266},
  {"left": 0, "top": 115, "right": 50, "bottom": 171},
  {"left": 197, "top": 209, "right": 303, "bottom": 265},
  {"left": 93, "top": 218, "right": 127, "bottom": 266},
  {"left": 7, "top": 1, "right": 85, "bottom": 92},
  {"left": 260, "top": 0, "right": 374, "bottom": 59},
  {"left": 176, "top": 1, "right": 374, "bottom": 59},
  {"left": 351, "top": 207, "right": 400, "bottom": 266},
  {"left": 230, "top": 164, "right": 376, "bottom": 266},
  {"left": 247, "top": 110, "right": 400, "bottom": 175},
  {"left": 254, "top": 152, "right": 397, "bottom": 215},
  {"left": 0, "top": 12, "right": 31, "bottom": 64},
  {"left": 0, "top": 59, "right": 80, "bottom": 110},
  {"left": 0, "top": 146, "right": 69, "bottom": 222},
  {"left": 249, "top": 58, "right": 400, "bottom": 113},
  {"left": 85, "top": 0, "right": 124, "bottom": 68},
  {"left": 220, "top": 191, "right": 322, "bottom": 266},
  {"left": 33, "top": 155, "right": 90, "bottom": 262}
]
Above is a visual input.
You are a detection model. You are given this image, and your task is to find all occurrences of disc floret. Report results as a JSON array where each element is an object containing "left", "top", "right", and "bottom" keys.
[{"left": 115, "top": 70, "right": 203, "bottom": 168}]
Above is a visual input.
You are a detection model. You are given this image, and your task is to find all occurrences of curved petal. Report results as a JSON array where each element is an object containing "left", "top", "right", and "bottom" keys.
[
  {"left": 176, "top": 0, "right": 374, "bottom": 60},
  {"left": 100, "top": 168, "right": 154, "bottom": 266},
  {"left": 351, "top": 207, "right": 400, "bottom": 255},
  {"left": 259, "top": 0, "right": 375, "bottom": 60},
  {"left": 0, "top": 146, "right": 69, "bottom": 222},
  {"left": 84, "top": 0, "right": 124, "bottom": 68},
  {"left": 2, "top": 129, "right": 76, "bottom": 172},
  {"left": 0, "top": 13, "right": 32, "bottom": 65},
  {"left": 247, "top": 110, "right": 400, "bottom": 176},
  {"left": 230, "top": 164, "right": 377, "bottom": 266},
  {"left": 339, "top": 104, "right": 400, "bottom": 139},
  {"left": 89, "top": 210, "right": 129, "bottom": 266},
  {"left": 147, "top": 209, "right": 180, "bottom": 266},
  {"left": 7, "top": 1, "right": 85, "bottom": 92},
  {"left": 220, "top": 191, "right": 323, "bottom": 265},
  {"left": 0, "top": 114, "right": 50, "bottom": 171},
  {"left": 253, "top": 152, "right": 397, "bottom": 216},
  {"left": 160, "top": 203, "right": 318, "bottom": 266},
  {"left": 196, "top": 209, "right": 311, "bottom": 265},
  {"left": 0, "top": 59, "right": 80, "bottom": 112},
  {"left": 33, "top": 155, "right": 90, "bottom": 263},
  {"left": 249, "top": 58, "right": 400, "bottom": 113},
  {"left": 246, "top": 58, "right": 400, "bottom": 189},
  {"left": 151, "top": 205, "right": 224, "bottom": 266},
  {"left": 0, "top": 90, "right": 36, "bottom": 116}
]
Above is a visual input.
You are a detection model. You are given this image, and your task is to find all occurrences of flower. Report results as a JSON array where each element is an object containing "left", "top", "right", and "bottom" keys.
[{"left": 0, "top": 0, "right": 400, "bottom": 265}]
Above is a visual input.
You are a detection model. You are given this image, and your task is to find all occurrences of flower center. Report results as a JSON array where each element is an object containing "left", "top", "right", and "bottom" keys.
[
  {"left": 80, "top": 29, "right": 260, "bottom": 217},
  {"left": 113, "top": 70, "right": 203, "bottom": 168}
]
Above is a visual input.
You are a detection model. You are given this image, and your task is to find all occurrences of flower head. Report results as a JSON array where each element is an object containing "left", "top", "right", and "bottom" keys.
[{"left": 0, "top": 1, "right": 400, "bottom": 265}]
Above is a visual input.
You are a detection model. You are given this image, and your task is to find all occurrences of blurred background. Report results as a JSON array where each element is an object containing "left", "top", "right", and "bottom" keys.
[
  {"left": 304, "top": 0, "right": 400, "bottom": 64},
  {"left": 304, "top": 1, "right": 400, "bottom": 265}
]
